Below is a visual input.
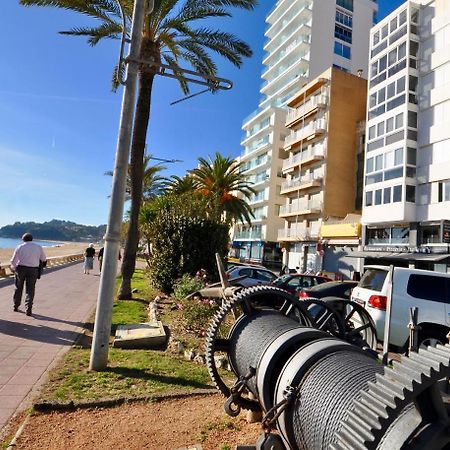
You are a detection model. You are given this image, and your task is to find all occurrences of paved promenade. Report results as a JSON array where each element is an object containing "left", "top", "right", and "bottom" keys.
[{"left": 0, "top": 262, "right": 100, "bottom": 433}]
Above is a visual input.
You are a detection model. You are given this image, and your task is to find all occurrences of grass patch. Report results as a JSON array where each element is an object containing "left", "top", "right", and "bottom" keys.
[
  {"left": 39, "top": 348, "right": 211, "bottom": 402},
  {"left": 111, "top": 268, "right": 159, "bottom": 327},
  {"left": 38, "top": 268, "right": 212, "bottom": 402}
]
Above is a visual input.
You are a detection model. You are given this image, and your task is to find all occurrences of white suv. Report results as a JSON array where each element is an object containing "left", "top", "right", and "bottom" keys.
[{"left": 351, "top": 265, "right": 450, "bottom": 350}]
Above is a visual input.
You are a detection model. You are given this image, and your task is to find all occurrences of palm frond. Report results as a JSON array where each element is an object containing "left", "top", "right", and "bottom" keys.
[{"left": 60, "top": 22, "right": 122, "bottom": 46}]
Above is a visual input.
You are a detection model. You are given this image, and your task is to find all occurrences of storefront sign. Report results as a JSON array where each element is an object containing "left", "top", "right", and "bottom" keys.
[
  {"left": 363, "top": 245, "right": 432, "bottom": 254},
  {"left": 442, "top": 221, "right": 450, "bottom": 244}
]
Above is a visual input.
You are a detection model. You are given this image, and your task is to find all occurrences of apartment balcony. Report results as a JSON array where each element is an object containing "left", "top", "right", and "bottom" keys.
[
  {"left": 261, "top": 55, "right": 310, "bottom": 96},
  {"left": 242, "top": 137, "right": 271, "bottom": 159},
  {"left": 280, "top": 174, "right": 323, "bottom": 194},
  {"left": 248, "top": 173, "right": 270, "bottom": 187},
  {"left": 234, "top": 230, "right": 264, "bottom": 241},
  {"left": 286, "top": 94, "right": 328, "bottom": 127},
  {"left": 248, "top": 195, "right": 267, "bottom": 206},
  {"left": 279, "top": 200, "right": 322, "bottom": 218},
  {"left": 262, "top": 38, "right": 311, "bottom": 81},
  {"left": 277, "top": 225, "right": 320, "bottom": 242},
  {"left": 284, "top": 119, "right": 327, "bottom": 149},
  {"left": 240, "top": 156, "right": 271, "bottom": 174},
  {"left": 265, "top": 2, "right": 313, "bottom": 51},
  {"left": 282, "top": 145, "right": 325, "bottom": 173}
]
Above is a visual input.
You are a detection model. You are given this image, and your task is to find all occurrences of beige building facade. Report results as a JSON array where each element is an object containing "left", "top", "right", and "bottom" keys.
[{"left": 279, "top": 67, "right": 367, "bottom": 276}]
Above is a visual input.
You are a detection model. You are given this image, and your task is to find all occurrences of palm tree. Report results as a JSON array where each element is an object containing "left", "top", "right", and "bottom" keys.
[
  {"left": 105, "top": 154, "right": 167, "bottom": 202},
  {"left": 20, "top": 0, "right": 257, "bottom": 299},
  {"left": 190, "top": 151, "right": 255, "bottom": 225},
  {"left": 166, "top": 174, "right": 196, "bottom": 195}
]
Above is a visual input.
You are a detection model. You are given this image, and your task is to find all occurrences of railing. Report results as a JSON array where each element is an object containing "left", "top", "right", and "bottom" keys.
[
  {"left": 282, "top": 145, "right": 326, "bottom": 170},
  {"left": 280, "top": 200, "right": 322, "bottom": 215},
  {"left": 0, "top": 253, "right": 84, "bottom": 278},
  {"left": 281, "top": 173, "right": 323, "bottom": 191},
  {"left": 286, "top": 94, "right": 328, "bottom": 125},
  {"left": 284, "top": 119, "right": 327, "bottom": 147},
  {"left": 278, "top": 226, "right": 319, "bottom": 240}
]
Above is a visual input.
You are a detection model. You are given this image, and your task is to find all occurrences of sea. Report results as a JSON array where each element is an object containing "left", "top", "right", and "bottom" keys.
[{"left": 0, "top": 237, "right": 63, "bottom": 249}]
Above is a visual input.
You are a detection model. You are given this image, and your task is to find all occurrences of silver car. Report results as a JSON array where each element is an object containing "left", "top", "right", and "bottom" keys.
[{"left": 226, "top": 265, "right": 277, "bottom": 287}]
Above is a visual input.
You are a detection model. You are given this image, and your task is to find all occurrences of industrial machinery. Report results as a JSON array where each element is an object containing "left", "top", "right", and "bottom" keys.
[{"left": 205, "top": 285, "right": 450, "bottom": 450}]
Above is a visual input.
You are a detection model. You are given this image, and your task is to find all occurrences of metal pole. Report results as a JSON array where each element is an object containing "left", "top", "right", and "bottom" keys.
[
  {"left": 382, "top": 265, "right": 394, "bottom": 365},
  {"left": 408, "top": 307, "right": 420, "bottom": 353},
  {"left": 89, "top": 0, "right": 149, "bottom": 371}
]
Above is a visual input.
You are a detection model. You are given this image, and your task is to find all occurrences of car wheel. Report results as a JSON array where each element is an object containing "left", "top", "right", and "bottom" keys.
[{"left": 417, "top": 328, "right": 448, "bottom": 349}]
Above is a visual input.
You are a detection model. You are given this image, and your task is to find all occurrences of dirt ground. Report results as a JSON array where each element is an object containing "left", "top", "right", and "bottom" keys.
[{"left": 12, "top": 394, "right": 262, "bottom": 450}]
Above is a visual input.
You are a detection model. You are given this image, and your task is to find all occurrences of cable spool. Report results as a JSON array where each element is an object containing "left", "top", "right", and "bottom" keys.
[{"left": 274, "top": 339, "right": 382, "bottom": 449}]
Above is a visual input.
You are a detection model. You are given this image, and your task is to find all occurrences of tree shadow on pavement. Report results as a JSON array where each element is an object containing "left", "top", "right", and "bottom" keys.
[
  {"left": 31, "top": 313, "right": 86, "bottom": 329},
  {"left": 0, "top": 318, "right": 82, "bottom": 346}
]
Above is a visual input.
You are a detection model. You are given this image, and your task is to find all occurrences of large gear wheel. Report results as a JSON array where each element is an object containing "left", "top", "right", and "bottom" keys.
[
  {"left": 205, "top": 285, "right": 313, "bottom": 412},
  {"left": 331, "top": 344, "right": 450, "bottom": 450}
]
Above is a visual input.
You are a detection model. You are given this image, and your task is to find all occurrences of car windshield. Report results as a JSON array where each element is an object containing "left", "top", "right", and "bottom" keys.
[
  {"left": 273, "top": 275, "right": 291, "bottom": 285},
  {"left": 359, "top": 269, "right": 388, "bottom": 291}
]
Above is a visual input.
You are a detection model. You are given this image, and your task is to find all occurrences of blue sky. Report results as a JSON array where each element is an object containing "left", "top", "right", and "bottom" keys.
[{"left": 0, "top": 0, "right": 405, "bottom": 228}]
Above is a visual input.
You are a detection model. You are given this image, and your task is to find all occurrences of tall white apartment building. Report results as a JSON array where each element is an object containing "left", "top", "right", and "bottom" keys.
[
  {"left": 361, "top": 0, "right": 450, "bottom": 271},
  {"left": 232, "top": 0, "right": 377, "bottom": 266}
]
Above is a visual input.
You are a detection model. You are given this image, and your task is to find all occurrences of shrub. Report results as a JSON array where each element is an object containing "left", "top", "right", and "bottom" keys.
[
  {"left": 148, "top": 211, "right": 229, "bottom": 293},
  {"left": 173, "top": 274, "right": 205, "bottom": 300},
  {"left": 182, "top": 298, "right": 219, "bottom": 334}
]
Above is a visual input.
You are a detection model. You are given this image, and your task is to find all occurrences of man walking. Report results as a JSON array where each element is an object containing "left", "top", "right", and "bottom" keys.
[{"left": 10, "top": 233, "right": 47, "bottom": 316}]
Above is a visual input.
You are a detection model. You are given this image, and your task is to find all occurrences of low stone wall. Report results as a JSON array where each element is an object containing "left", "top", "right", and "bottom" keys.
[{"left": 0, "top": 253, "right": 84, "bottom": 278}]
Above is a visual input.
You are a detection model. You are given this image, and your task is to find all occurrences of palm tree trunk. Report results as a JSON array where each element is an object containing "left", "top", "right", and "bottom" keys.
[{"left": 118, "top": 39, "right": 156, "bottom": 300}]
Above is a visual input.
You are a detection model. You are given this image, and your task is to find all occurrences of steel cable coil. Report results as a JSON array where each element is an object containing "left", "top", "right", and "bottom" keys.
[
  {"left": 229, "top": 310, "right": 306, "bottom": 394},
  {"left": 289, "top": 351, "right": 383, "bottom": 449}
]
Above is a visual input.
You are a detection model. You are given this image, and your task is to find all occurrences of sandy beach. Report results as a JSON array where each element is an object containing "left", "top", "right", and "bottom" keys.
[{"left": 0, "top": 242, "right": 88, "bottom": 264}]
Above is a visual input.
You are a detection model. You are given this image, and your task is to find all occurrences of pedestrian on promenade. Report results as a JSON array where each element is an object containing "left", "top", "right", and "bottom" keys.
[
  {"left": 10, "top": 233, "right": 47, "bottom": 316},
  {"left": 98, "top": 246, "right": 104, "bottom": 273},
  {"left": 84, "top": 243, "right": 96, "bottom": 275}
]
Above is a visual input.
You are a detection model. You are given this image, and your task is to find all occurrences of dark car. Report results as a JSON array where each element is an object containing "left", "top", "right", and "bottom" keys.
[
  {"left": 299, "top": 280, "right": 358, "bottom": 300},
  {"left": 272, "top": 273, "right": 332, "bottom": 295},
  {"left": 226, "top": 265, "right": 278, "bottom": 287}
]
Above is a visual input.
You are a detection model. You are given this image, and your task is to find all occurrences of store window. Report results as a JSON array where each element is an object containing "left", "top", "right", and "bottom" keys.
[{"left": 421, "top": 225, "right": 441, "bottom": 244}]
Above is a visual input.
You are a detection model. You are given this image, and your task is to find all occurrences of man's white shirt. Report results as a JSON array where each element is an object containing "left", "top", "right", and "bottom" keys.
[{"left": 10, "top": 242, "right": 47, "bottom": 270}]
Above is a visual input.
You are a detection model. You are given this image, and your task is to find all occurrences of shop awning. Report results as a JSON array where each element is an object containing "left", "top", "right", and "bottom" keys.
[{"left": 346, "top": 251, "right": 450, "bottom": 262}]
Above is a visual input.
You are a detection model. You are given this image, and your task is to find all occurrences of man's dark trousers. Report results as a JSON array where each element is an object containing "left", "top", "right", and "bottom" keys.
[{"left": 13, "top": 266, "right": 39, "bottom": 313}]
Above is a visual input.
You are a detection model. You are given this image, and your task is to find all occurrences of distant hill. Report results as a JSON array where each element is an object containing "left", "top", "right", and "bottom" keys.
[{"left": 0, "top": 220, "right": 107, "bottom": 242}]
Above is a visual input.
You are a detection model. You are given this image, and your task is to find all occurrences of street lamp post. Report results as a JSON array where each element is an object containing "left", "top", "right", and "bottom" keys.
[{"left": 89, "top": 0, "right": 151, "bottom": 371}]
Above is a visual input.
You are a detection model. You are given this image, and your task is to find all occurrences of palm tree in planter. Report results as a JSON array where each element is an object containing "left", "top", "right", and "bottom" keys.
[
  {"left": 190, "top": 151, "right": 255, "bottom": 226},
  {"left": 20, "top": 0, "right": 257, "bottom": 299}
]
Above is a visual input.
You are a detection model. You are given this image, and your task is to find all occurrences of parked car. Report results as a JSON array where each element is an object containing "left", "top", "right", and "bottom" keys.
[
  {"left": 226, "top": 265, "right": 277, "bottom": 287},
  {"left": 351, "top": 265, "right": 450, "bottom": 350},
  {"left": 299, "top": 280, "right": 358, "bottom": 300},
  {"left": 271, "top": 273, "right": 332, "bottom": 296}
]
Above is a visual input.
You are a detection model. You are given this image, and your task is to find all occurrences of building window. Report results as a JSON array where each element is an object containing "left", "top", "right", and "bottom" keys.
[
  {"left": 384, "top": 187, "right": 392, "bottom": 204},
  {"left": 438, "top": 181, "right": 450, "bottom": 202},
  {"left": 407, "top": 147, "right": 417, "bottom": 165},
  {"left": 406, "top": 185, "right": 416, "bottom": 203},
  {"left": 334, "top": 41, "right": 351, "bottom": 59},
  {"left": 366, "top": 191, "right": 373, "bottom": 206},
  {"left": 336, "top": 0, "right": 353, "bottom": 12},
  {"left": 393, "top": 185, "right": 402, "bottom": 202},
  {"left": 335, "top": 25, "right": 352, "bottom": 44},
  {"left": 336, "top": 10, "right": 353, "bottom": 28},
  {"left": 421, "top": 225, "right": 441, "bottom": 244},
  {"left": 367, "top": 227, "right": 410, "bottom": 245},
  {"left": 375, "top": 189, "right": 382, "bottom": 205}
]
